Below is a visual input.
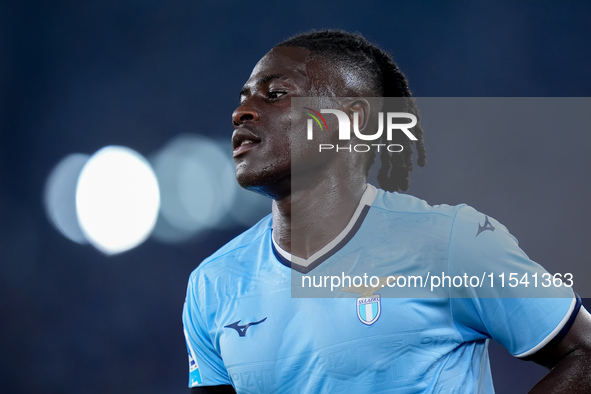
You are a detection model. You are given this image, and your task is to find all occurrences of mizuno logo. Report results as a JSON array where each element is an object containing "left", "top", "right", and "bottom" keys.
[
  {"left": 224, "top": 317, "right": 267, "bottom": 337},
  {"left": 476, "top": 215, "right": 495, "bottom": 237}
]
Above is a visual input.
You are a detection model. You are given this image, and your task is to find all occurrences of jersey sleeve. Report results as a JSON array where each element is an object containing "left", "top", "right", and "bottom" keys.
[
  {"left": 182, "top": 270, "right": 233, "bottom": 388},
  {"left": 448, "top": 205, "right": 580, "bottom": 358}
]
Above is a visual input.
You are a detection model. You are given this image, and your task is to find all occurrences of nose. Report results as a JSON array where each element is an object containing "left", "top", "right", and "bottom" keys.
[{"left": 232, "top": 102, "right": 260, "bottom": 127}]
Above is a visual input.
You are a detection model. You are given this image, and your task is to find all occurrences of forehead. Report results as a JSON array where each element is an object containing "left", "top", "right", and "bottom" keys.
[
  {"left": 243, "top": 46, "right": 357, "bottom": 98},
  {"left": 249, "top": 46, "right": 310, "bottom": 81},
  {"left": 239, "top": 47, "right": 312, "bottom": 95}
]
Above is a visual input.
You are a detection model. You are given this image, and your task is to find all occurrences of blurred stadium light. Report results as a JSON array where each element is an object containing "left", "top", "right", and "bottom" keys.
[
  {"left": 44, "top": 153, "right": 91, "bottom": 244},
  {"left": 76, "top": 146, "right": 160, "bottom": 255},
  {"left": 150, "top": 134, "right": 269, "bottom": 243},
  {"left": 43, "top": 134, "right": 271, "bottom": 254}
]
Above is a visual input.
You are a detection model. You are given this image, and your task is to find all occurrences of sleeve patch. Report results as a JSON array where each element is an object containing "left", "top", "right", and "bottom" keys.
[{"left": 184, "top": 329, "right": 203, "bottom": 386}]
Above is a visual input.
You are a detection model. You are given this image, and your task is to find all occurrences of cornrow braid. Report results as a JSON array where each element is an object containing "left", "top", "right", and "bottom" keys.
[{"left": 276, "top": 30, "right": 426, "bottom": 192}]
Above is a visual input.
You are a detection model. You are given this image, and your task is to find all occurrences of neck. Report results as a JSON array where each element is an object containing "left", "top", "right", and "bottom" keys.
[{"left": 272, "top": 175, "right": 367, "bottom": 259}]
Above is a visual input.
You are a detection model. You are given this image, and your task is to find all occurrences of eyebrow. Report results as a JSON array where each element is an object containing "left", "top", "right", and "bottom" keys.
[{"left": 239, "top": 73, "right": 284, "bottom": 98}]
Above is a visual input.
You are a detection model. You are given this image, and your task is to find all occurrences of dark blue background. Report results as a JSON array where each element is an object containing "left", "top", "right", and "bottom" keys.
[{"left": 1, "top": 1, "right": 590, "bottom": 393}]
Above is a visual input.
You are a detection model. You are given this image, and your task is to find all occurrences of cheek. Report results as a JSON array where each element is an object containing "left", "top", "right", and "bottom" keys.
[
  {"left": 290, "top": 131, "right": 339, "bottom": 173},
  {"left": 289, "top": 110, "right": 339, "bottom": 164},
  {"left": 270, "top": 114, "right": 293, "bottom": 159},
  {"left": 288, "top": 115, "right": 309, "bottom": 160}
]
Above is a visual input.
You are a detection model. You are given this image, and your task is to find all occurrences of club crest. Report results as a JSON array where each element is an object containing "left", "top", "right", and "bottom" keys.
[
  {"left": 357, "top": 294, "right": 381, "bottom": 325},
  {"left": 340, "top": 276, "right": 400, "bottom": 326}
]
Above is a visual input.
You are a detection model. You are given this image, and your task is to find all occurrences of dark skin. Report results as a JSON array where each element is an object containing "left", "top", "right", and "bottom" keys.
[
  {"left": 232, "top": 46, "right": 369, "bottom": 259},
  {"left": 528, "top": 309, "right": 591, "bottom": 393},
  {"left": 191, "top": 46, "right": 591, "bottom": 393}
]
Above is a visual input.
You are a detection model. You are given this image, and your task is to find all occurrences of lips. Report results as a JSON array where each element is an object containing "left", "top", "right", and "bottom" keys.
[{"left": 232, "top": 128, "right": 261, "bottom": 157}]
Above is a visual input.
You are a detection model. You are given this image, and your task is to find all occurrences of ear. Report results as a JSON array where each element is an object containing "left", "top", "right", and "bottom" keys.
[{"left": 346, "top": 99, "right": 372, "bottom": 134}]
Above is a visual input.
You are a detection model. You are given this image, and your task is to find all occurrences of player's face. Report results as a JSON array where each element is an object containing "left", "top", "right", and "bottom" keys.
[{"left": 231, "top": 46, "right": 315, "bottom": 198}]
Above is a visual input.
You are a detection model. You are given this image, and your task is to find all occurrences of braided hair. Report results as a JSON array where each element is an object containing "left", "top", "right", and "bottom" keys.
[{"left": 276, "top": 30, "right": 426, "bottom": 192}]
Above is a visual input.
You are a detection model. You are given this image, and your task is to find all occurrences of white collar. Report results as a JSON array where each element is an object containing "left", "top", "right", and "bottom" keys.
[{"left": 272, "top": 184, "right": 378, "bottom": 273}]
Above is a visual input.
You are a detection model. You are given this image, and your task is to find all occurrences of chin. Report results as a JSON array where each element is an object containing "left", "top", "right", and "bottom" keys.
[
  {"left": 235, "top": 170, "right": 290, "bottom": 201},
  {"left": 235, "top": 173, "right": 258, "bottom": 191},
  {"left": 235, "top": 165, "right": 259, "bottom": 189}
]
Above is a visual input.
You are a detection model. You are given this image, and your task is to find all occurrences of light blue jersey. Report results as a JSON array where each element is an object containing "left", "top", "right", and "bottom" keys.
[{"left": 183, "top": 185, "right": 579, "bottom": 393}]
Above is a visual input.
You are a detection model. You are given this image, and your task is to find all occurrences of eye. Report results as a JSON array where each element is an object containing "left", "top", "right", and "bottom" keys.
[{"left": 268, "top": 91, "right": 286, "bottom": 101}]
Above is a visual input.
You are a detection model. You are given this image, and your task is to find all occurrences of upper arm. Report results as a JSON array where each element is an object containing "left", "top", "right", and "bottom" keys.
[
  {"left": 183, "top": 272, "right": 233, "bottom": 388},
  {"left": 449, "top": 206, "right": 580, "bottom": 356},
  {"left": 528, "top": 305, "right": 591, "bottom": 369},
  {"left": 524, "top": 306, "right": 591, "bottom": 393}
]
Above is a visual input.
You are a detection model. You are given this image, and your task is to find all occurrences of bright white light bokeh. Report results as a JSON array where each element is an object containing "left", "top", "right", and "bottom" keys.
[
  {"left": 44, "top": 153, "right": 90, "bottom": 244},
  {"left": 45, "top": 134, "right": 272, "bottom": 251},
  {"left": 76, "top": 146, "right": 160, "bottom": 255}
]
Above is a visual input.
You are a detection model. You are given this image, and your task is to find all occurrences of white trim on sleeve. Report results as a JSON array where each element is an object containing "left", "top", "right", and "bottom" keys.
[{"left": 515, "top": 297, "right": 577, "bottom": 358}]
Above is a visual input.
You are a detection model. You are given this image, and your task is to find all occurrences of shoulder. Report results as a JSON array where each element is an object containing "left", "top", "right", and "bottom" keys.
[
  {"left": 370, "top": 189, "right": 469, "bottom": 239},
  {"left": 372, "top": 188, "right": 465, "bottom": 219},
  {"left": 187, "top": 214, "right": 273, "bottom": 289},
  {"left": 376, "top": 189, "right": 510, "bottom": 239},
  {"left": 370, "top": 187, "right": 516, "bottom": 251},
  {"left": 447, "top": 204, "right": 517, "bottom": 249}
]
